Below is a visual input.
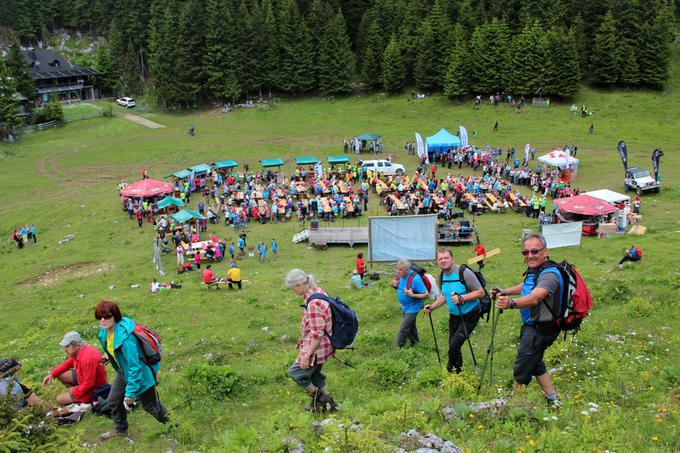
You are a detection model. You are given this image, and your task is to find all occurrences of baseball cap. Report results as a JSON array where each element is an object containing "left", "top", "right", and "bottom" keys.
[
  {"left": 0, "top": 358, "right": 21, "bottom": 378},
  {"left": 59, "top": 331, "right": 83, "bottom": 347}
]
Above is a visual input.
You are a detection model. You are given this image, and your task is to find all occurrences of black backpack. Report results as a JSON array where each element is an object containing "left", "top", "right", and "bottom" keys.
[
  {"left": 439, "top": 264, "right": 492, "bottom": 321},
  {"left": 308, "top": 293, "right": 359, "bottom": 350}
]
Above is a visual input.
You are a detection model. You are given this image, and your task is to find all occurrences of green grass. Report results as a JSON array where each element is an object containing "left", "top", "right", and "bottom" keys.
[{"left": 1, "top": 55, "right": 679, "bottom": 451}]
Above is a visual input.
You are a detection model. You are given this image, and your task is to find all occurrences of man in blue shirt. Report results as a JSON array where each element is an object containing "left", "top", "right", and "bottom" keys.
[
  {"left": 494, "top": 234, "right": 562, "bottom": 408},
  {"left": 271, "top": 239, "right": 278, "bottom": 259},
  {"left": 390, "top": 258, "right": 429, "bottom": 348},
  {"left": 425, "top": 249, "right": 486, "bottom": 373}
]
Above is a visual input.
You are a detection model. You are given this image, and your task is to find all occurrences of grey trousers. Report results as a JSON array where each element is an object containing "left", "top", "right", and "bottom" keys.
[
  {"left": 395, "top": 312, "right": 420, "bottom": 347},
  {"left": 109, "top": 372, "right": 168, "bottom": 433}
]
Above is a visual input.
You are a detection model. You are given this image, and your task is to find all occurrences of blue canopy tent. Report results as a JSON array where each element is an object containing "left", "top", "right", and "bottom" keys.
[
  {"left": 328, "top": 155, "right": 350, "bottom": 164},
  {"left": 213, "top": 160, "right": 238, "bottom": 169},
  {"left": 295, "top": 156, "right": 319, "bottom": 166},
  {"left": 190, "top": 164, "right": 212, "bottom": 174},
  {"left": 157, "top": 197, "right": 185, "bottom": 209},
  {"left": 165, "top": 169, "right": 192, "bottom": 179},
  {"left": 171, "top": 209, "right": 206, "bottom": 224},
  {"left": 261, "top": 158, "right": 285, "bottom": 168},
  {"left": 425, "top": 128, "right": 461, "bottom": 154}
]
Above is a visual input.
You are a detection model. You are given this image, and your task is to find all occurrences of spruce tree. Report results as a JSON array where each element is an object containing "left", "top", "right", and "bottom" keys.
[
  {"left": 443, "top": 24, "right": 470, "bottom": 99},
  {"left": 175, "top": 0, "right": 206, "bottom": 107},
  {"left": 120, "top": 40, "right": 144, "bottom": 97},
  {"left": 637, "top": 0, "right": 673, "bottom": 88},
  {"left": 544, "top": 27, "right": 580, "bottom": 98},
  {"left": 317, "top": 9, "right": 355, "bottom": 95},
  {"left": 469, "top": 19, "right": 510, "bottom": 94},
  {"left": 428, "top": 0, "right": 453, "bottom": 85},
  {"left": 0, "top": 60, "right": 20, "bottom": 136},
  {"left": 277, "top": 0, "right": 315, "bottom": 93},
  {"left": 5, "top": 38, "right": 34, "bottom": 99},
  {"left": 381, "top": 35, "right": 405, "bottom": 93},
  {"left": 414, "top": 18, "right": 438, "bottom": 91},
  {"left": 148, "top": 0, "right": 181, "bottom": 107},
  {"left": 508, "top": 21, "right": 546, "bottom": 95},
  {"left": 261, "top": 0, "right": 280, "bottom": 94},
  {"left": 612, "top": 0, "right": 641, "bottom": 86},
  {"left": 591, "top": 10, "right": 620, "bottom": 85},
  {"left": 236, "top": 0, "right": 259, "bottom": 96},
  {"left": 93, "top": 44, "right": 117, "bottom": 95},
  {"left": 247, "top": 0, "right": 267, "bottom": 97},
  {"left": 204, "top": 0, "right": 241, "bottom": 101},
  {"left": 360, "top": 18, "right": 385, "bottom": 88}
]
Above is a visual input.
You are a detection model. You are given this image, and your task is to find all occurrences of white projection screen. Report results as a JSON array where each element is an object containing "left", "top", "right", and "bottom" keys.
[
  {"left": 368, "top": 215, "right": 438, "bottom": 262},
  {"left": 542, "top": 222, "right": 583, "bottom": 249}
]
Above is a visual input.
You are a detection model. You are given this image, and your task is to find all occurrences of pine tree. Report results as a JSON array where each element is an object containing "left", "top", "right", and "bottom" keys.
[
  {"left": 148, "top": 0, "right": 181, "bottom": 107},
  {"left": 428, "top": 0, "right": 453, "bottom": 85},
  {"left": 591, "top": 10, "right": 620, "bottom": 85},
  {"left": 469, "top": 19, "right": 510, "bottom": 94},
  {"left": 247, "top": 0, "right": 267, "bottom": 97},
  {"left": 544, "top": 27, "right": 580, "bottom": 98},
  {"left": 261, "top": 0, "right": 279, "bottom": 94},
  {"left": 360, "top": 18, "right": 384, "bottom": 88},
  {"left": 0, "top": 60, "right": 20, "bottom": 136},
  {"left": 443, "top": 24, "right": 470, "bottom": 99},
  {"left": 204, "top": 0, "right": 241, "bottom": 101},
  {"left": 317, "top": 9, "right": 355, "bottom": 95},
  {"left": 456, "top": 0, "right": 479, "bottom": 40},
  {"left": 276, "top": 0, "right": 315, "bottom": 93},
  {"left": 414, "top": 18, "right": 438, "bottom": 91},
  {"left": 637, "top": 0, "right": 673, "bottom": 88},
  {"left": 507, "top": 20, "right": 546, "bottom": 95},
  {"left": 174, "top": 0, "right": 206, "bottom": 107},
  {"left": 5, "top": 38, "right": 34, "bottom": 99},
  {"left": 236, "top": 0, "right": 259, "bottom": 96},
  {"left": 612, "top": 0, "right": 641, "bottom": 86},
  {"left": 120, "top": 40, "right": 144, "bottom": 96},
  {"left": 107, "top": 17, "right": 126, "bottom": 94},
  {"left": 93, "top": 44, "right": 117, "bottom": 95},
  {"left": 381, "top": 35, "right": 405, "bottom": 93}
]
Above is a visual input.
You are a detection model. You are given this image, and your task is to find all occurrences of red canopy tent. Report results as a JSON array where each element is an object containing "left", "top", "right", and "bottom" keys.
[
  {"left": 121, "top": 179, "right": 173, "bottom": 198},
  {"left": 553, "top": 195, "right": 618, "bottom": 216}
]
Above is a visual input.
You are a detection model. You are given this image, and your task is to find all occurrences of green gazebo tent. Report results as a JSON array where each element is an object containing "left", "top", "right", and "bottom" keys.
[
  {"left": 295, "top": 156, "right": 319, "bottom": 166},
  {"left": 213, "top": 160, "right": 238, "bottom": 169},
  {"left": 328, "top": 156, "right": 350, "bottom": 164},
  {"left": 157, "top": 197, "right": 185, "bottom": 209},
  {"left": 171, "top": 209, "right": 206, "bottom": 223}
]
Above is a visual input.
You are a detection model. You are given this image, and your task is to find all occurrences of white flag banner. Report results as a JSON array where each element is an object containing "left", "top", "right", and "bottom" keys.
[
  {"left": 525, "top": 143, "right": 530, "bottom": 163},
  {"left": 415, "top": 133, "right": 428, "bottom": 163},
  {"left": 565, "top": 146, "right": 571, "bottom": 168},
  {"left": 459, "top": 126, "right": 469, "bottom": 147},
  {"left": 314, "top": 162, "right": 323, "bottom": 179}
]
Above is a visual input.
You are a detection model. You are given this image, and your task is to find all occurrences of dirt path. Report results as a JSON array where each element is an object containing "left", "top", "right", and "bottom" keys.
[{"left": 124, "top": 113, "right": 166, "bottom": 129}]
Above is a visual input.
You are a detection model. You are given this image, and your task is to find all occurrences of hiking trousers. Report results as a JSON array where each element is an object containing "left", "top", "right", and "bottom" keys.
[
  {"left": 395, "top": 312, "right": 420, "bottom": 347},
  {"left": 448, "top": 308, "right": 481, "bottom": 372},
  {"left": 109, "top": 372, "right": 168, "bottom": 433}
]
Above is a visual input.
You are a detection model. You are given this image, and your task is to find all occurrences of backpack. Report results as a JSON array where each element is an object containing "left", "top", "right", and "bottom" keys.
[
  {"left": 439, "top": 264, "right": 492, "bottom": 321},
  {"left": 407, "top": 263, "right": 435, "bottom": 296},
  {"left": 132, "top": 324, "right": 163, "bottom": 364},
  {"left": 308, "top": 293, "right": 359, "bottom": 350},
  {"left": 634, "top": 248, "right": 642, "bottom": 258},
  {"left": 533, "top": 260, "right": 593, "bottom": 333}
]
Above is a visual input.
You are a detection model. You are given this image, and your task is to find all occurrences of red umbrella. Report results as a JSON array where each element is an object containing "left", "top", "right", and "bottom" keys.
[
  {"left": 553, "top": 195, "right": 618, "bottom": 216},
  {"left": 121, "top": 179, "right": 173, "bottom": 198}
]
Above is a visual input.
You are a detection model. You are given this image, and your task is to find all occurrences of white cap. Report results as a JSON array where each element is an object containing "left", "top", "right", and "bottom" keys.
[{"left": 59, "top": 331, "right": 83, "bottom": 347}]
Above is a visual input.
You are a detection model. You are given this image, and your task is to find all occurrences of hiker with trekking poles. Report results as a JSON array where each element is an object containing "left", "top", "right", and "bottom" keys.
[
  {"left": 424, "top": 248, "right": 486, "bottom": 374},
  {"left": 391, "top": 258, "right": 430, "bottom": 348},
  {"left": 492, "top": 234, "right": 564, "bottom": 408}
]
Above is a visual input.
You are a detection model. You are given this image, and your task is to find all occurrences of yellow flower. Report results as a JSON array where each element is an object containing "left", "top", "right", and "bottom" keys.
[
  {"left": 651, "top": 436, "right": 659, "bottom": 442},
  {"left": 528, "top": 439, "right": 536, "bottom": 447}
]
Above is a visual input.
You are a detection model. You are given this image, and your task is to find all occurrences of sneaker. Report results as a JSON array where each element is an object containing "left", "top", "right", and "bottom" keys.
[
  {"left": 100, "top": 430, "right": 127, "bottom": 441},
  {"left": 618, "top": 264, "right": 624, "bottom": 270}
]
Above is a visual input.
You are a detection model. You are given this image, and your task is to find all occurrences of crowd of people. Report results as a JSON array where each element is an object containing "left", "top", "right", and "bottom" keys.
[{"left": 10, "top": 224, "right": 37, "bottom": 248}]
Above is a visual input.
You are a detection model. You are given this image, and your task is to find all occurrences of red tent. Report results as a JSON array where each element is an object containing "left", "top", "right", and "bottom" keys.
[
  {"left": 554, "top": 195, "right": 618, "bottom": 216},
  {"left": 121, "top": 179, "right": 173, "bottom": 198}
]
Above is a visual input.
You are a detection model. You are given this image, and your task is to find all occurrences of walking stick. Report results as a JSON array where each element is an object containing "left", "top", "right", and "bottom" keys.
[
  {"left": 428, "top": 312, "right": 442, "bottom": 368},
  {"left": 477, "top": 292, "right": 503, "bottom": 395},
  {"left": 453, "top": 293, "right": 478, "bottom": 368}
]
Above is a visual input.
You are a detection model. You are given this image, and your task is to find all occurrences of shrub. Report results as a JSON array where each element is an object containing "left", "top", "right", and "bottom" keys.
[
  {"left": 414, "top": 366, "right": 444, "bottom": 388},
  {"left": 363, "top": 357, "right": 409, "bottom": 387},
  {"left": 33, "top": 99, "right": 64, "bottom": 124},
  {"left": 182, "top": 364, "right": 243, "bottom": 399}
]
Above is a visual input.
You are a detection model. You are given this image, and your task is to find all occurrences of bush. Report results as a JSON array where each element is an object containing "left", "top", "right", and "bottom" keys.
[
  {"left": 363, "top": 357, "right": 409, "bottom": 387},
  {"left": 33, "top": 99, "right": 64, "bottom": 124},
  {"left": 182, "top": 364, "right": 243, "bottom": 399},
  {"left": 0, "top": 398, "right": 79, "bottom": 451}
]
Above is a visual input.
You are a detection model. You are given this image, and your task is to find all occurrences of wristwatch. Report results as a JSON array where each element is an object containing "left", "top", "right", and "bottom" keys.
[{"left": 510, "top": 300, "right": 517, "bottom": 309}]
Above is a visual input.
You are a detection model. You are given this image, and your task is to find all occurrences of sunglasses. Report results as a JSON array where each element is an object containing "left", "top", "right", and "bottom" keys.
[
  {"left": 522, "top": 248, "right": 545, "bottom": 256},
  {"left": 96, "top": 314, "right": 113, "bottom": 320}
]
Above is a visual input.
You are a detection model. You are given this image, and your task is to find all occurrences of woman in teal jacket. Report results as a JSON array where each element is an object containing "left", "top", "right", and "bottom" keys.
[{"left": 95, "top": 300, "right": 168, "bottom": 440}]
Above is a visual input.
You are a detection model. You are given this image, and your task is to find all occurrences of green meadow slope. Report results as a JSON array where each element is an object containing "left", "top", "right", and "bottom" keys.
[{"left": 0, "top": 56, "right": 679, "bottom": 451}]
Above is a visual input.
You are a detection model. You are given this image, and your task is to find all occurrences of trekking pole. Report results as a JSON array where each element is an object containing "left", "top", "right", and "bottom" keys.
[
  {"left": 453, "top": 293, "right": 478, "bottom": 368},
  {"left": 477, "top": 291, "right": 503, "bottom": 394},
  {"left": 333, "top": 355, "right": 357, "bottom": 369},
  {"left": 428, "top": 312, "right": 442, "bottom": 368}
]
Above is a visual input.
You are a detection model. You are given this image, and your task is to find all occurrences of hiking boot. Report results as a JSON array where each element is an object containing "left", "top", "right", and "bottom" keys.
[
  {"left": 304, "top": 390, "right": 325, "bottom": 413},
  {"left": 319, "top": 393, "right": 338, "bottom": 412},
  {"left": 100, "top": 430, "right": 127, "bottom": 441},
  {"left": 546, "top": 398, "right": 562, "bottom": 410}
]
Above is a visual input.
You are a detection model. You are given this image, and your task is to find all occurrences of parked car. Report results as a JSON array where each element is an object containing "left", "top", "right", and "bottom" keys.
[
  {"left": 359, "top": 159, "right": 405, "bottom": 176},
  {"left": 116, "top": 97, "right": 136, "bottom": 108},
  {"left": 624, "top": 167, "right": 660, "bottom": 195}
]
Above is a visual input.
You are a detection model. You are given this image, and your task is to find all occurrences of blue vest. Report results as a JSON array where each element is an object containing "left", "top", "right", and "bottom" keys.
[{"left": 441, "top": 269, "right": 480, "bottom": 316}]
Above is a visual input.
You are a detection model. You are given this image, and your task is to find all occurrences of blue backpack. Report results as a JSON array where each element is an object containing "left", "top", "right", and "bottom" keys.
[{"left": 308, "top": 293, "right": 359, "bottom": 350}]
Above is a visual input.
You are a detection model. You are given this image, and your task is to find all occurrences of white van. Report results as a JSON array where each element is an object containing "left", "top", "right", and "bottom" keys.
[{"left": 359, "top": 159, "right": 405, "bottom": 176}]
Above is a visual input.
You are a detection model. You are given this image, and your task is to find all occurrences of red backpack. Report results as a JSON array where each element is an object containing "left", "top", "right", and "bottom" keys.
[
  {"left": 406, "top": 264, "right": 432, "bottom": 294},
  {"left": 132, "top": 324, "right": 163, "bottom": 364},
  {"left": 635, "top": 248, "right": 643, "bottom": 258},
  {"left": 536, "top": 260, "right": 593, "bottom": 334}
]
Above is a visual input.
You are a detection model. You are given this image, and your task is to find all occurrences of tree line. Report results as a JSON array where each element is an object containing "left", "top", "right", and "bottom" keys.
[{"left": 0, "top": 0, "right": 677, "bottom": 109}]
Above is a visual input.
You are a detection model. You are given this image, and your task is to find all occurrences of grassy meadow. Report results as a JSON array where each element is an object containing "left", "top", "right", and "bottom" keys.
[{"left": 1, "top": 57, "right": 679, "bottom": 451}]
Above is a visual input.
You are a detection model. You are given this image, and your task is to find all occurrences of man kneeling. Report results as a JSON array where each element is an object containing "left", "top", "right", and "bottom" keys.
[{"left": 42, "top": 331, "right": 108, "bottom": 406}]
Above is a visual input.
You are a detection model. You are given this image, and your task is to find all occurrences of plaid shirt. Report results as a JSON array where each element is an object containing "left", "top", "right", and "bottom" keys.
[{"left": 297, "top": 289, "right": 334, "bottom": 365}]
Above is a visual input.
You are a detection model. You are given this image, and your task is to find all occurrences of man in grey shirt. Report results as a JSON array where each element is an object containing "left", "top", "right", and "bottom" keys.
[{"left": 494, "top": 233, "right": 563, "bottom": 408}]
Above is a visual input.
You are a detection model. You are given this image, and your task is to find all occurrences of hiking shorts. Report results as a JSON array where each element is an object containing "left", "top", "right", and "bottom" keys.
[
  {"left": 513, "top": 323, "right": 560, "bottom": 385},
  {"left": 288, "top": 361, "right": 326, "bottom": 389}
]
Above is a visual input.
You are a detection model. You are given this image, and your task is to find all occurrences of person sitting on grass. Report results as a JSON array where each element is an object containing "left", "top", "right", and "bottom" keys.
[
  {"left": 42, "top": 331, "right": 108, "bottom": 406},
  {"left": 350, "top": 270, "right": 369, "bottom": 288},
  {"left": 1, "top": 358, "right": 48, "bottom": 408},
  {"left": 618, "top": 245, "right": 642, "bottom": 269}
]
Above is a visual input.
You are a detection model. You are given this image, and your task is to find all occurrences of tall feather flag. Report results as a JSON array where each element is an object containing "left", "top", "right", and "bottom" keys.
[
  {"left": 459, "top": 126, "right": 468, "bottom": 147},
  {"left": 617, "top": 141, "right": 628, "bottom": 170},
  {"left": 652, "top": 149, "right": 664, "bottom": 181}
]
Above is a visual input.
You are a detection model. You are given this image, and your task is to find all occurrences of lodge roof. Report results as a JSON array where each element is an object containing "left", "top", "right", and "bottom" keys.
[{"left": 21, "top": 49, "right": 98, "bottom": 80}]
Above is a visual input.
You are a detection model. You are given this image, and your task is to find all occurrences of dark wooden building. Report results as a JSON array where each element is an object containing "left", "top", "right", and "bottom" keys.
[{"left": 22, "top": 49, "right": 100, "bottom": 104}]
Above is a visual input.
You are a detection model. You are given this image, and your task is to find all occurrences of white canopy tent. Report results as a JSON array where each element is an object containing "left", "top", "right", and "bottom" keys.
[
  {"left": 538, "top": 148, "right": 579, "bottom": 174},
  {"left": 583, "top": 189, "right": 629, "bottom": 205}
]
